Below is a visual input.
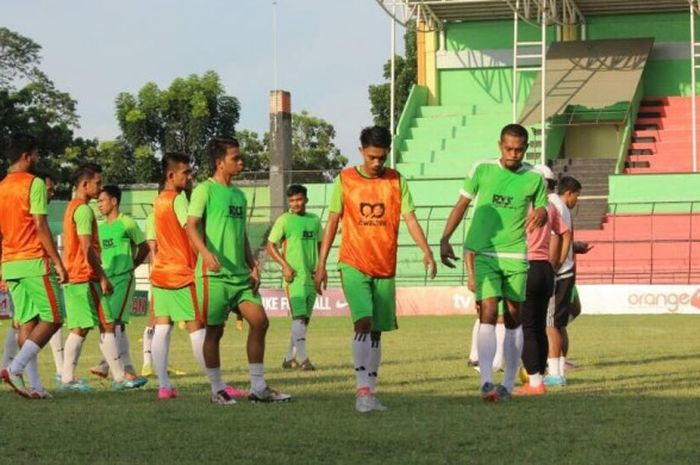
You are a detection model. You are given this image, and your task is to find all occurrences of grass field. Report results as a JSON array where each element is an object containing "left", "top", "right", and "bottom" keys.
[{"left": 1, "top": 314, "right": 698, "bottom": 465}]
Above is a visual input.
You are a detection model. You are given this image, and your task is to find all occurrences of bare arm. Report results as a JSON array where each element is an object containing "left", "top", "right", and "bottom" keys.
[
  {"left": 186, "top": 216, "right": 220, "bottom": 272},
  {"left": 314, "top": 212, "right": 341, "bottom": 294},
  {"left": 466, "top": 252, "right": 475, "bottom": 292},
  {"left": 79, "top": 234, "right": 112, "bottom": 294},
  {"left": 266, "top": 241, "right": 295, "bottom": 283},
  {"left": 440, "top": 196, "right": 471, "bottom": 268},
  {"left": 147, "top": 240, "right": 157, "bottom": 258},
  {"left": 559, "top": 231, "right": 572, "bottom": 270},
  {"left": 34, "top": 215, "right": 67, "bottom": 284},
  {"left": 525, "top": 206, "right": 548, "bottom": 233},
  {"left": 243, "top": 234, "right": 261, "bottom": 293},
  {"left": 132, "top": 242, "right": 150, "bottom": 269},
  {"left": 549, "top": 233, "right": 562, "bottom": 270},
  {"left": 403, "top": 211, "right": 436, "bottom": 279}
]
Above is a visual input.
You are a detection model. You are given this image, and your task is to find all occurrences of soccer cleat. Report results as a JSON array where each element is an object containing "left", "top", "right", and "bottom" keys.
[
  {"left": 29, "top": 388, "right": 54, "bottom": 399},
  {"left": 494, "top": 384, "right": 511, "bottom": 402},
  {"left": 299, "top": 359, "right": 316, "bottom": 371},
  {"left": 89, "top": 366, "right": 109, "bottom": 379},
  {"left": 370, "top": 394, "right": 388, "bottom": 411},
  {"left": 355, "top": 387, "right": 374, "bottom": 413},
  {"left": 1, "top": 368, "right": 31, "bottom": 398},
  {"left": 480, "top": 382, "right": 499, "bottom": 402},
  {"left": 513, "top": 383, "right": 546, "bottom": 396},
  {"left": 519, "top": 367, "right": 530, "bottom": 385},
  {"left": 282, "top": 358, "right": 299, "bottom": 369},
  {"left": 141, "top": 363, "right": 153, "bottom": 377},
  {"left": 59, "top": 380, "right": 95, "bottom": 392},
  {"left": 124, "top": 375, "right": 149, "bottom": 388},
  {"left": 112, "top": 377, "right": 147, "bottom": 391},
  {"left": 211, "top": 389, "right": 237, "bottom": 406},
  {"left": 157, "top": 387, "right": 178, "bottom": 399},
  {"left": 544, "top": 375, "right": 567, "bottom": 386},
  {"left": 224, "top": 384, "right": 248, "bottom": 399},
  {"left": 564, "top": 361, "right": 577, "bottom": 372},
  {"left": 248, "top": 386, "right": 292, "bottom": 403},
  {"left": 167, "top": 366, "right": 187, "bottom": 376}
]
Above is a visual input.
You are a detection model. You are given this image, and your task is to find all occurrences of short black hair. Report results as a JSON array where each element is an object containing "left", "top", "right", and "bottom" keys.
[
  {"left": 558, "top": 176, "right": 582, "bottom": 195},
  {"left": 73, "top": 163, "right": 102, "bottom": 187},
  {"left": 360, "top": 126, "right": 391, "bottom": 149},
  {"left": 546, "top": 179, "right": 557, "bottom": 191},
  {"left": 101, "top": 185, "right": 122, "bottom": 205},
  {"left": 8, "top": 134, "right": 38, "bottom": 164},
  {"left": 500, "top": 124, "right": 529, "bottom": 144},
  {"left": 161, "top": 152, "right": 190, "bottom": 181},
  {"left": 33, "top": 169, "right": 54, "bottom": 183},
  {"left": 207, "top": 137, "right": 239, "bottom": 171},
  {"left": 286, "top": 184, "right": 307, "bottom": 197}
]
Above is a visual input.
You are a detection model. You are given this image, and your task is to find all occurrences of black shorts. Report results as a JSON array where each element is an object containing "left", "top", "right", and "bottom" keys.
[{"left": 547, "top": 274, "right": 575, "bottom": 328}]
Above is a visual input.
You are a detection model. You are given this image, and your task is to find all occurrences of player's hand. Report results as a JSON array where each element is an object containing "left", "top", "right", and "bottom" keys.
[
  {"left": 282, "top": 265, "right": 296, "bottom": 283},
  {"left": 203, "top": 252, "right": 221, "bottom": 273},
  {"left": 55, "top": 263, "right": 68, "bottom": 285},
  {"left": 314, "top": 266, "right": 327, "bottom": 295},
  {"left": 0, "top": 279, "right": 7, "bottom": 293},
  {"left": 526, "top": 207, "right": 547, "bottom": 233},
  {"left": 467, "top": 275, "right": 476, "bottom": 293},
  {"left": 100, "top": 276, "right": 113, "bottom": 296},
  {"left": 440, "top": 239, "right": 459, "bottom": 268},
  {"left": 573, "top": 241, "right": 594, "bottom": 254},
  {"left": 424, "top": 252, "right": 437, "bottom": 279},
  {"left": 250, "top": 267, "right": 261, "bottom": 294}
]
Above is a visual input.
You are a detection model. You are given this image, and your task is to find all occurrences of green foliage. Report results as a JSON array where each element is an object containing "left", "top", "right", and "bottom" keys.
[
  {"left": 236, "top": 129, "right": 269, "bottom": 173},
  {"left": 115, "top": 71, "right": 241, "bottom": 179},
  {"left": 0, "top": 27, "right": 42, "bottom": 89},
  {"left": 368, "top": 23, "right": 417, "bottom": 130}
]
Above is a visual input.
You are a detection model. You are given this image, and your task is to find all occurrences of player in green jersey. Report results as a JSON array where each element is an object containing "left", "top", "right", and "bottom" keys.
[
  {"left": 266, "top": 184, "right": 321, "bottom": 371},
  {"left": 440, "top": 124, "right": 548, "bottom": 402},
  {"left": 187, "top": 137, "right": 291, "bottom": 404},
  {"left": 90, "top": 185, "right": 149, "bottom": 380}
]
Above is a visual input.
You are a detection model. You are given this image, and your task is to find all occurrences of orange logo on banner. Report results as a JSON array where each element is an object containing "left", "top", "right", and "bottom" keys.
[{"left": 691, "top": 289, "right": 700, "bottom": 309}]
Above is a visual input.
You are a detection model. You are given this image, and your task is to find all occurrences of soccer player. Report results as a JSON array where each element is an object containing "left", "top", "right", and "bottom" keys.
[
  {"left": 187, "top": 137, "right": 290, "bottom": 405},
  {"left": 440, "top": 124, "right": 547, "bottom": 401},
  {"left": 514, "top": 165, "right": 568, "bottom": 396},
  {"left": 89, "top": 185, "right": 149, "bottom": 379},
  {"left": 314, "top": 126, "right": 436, "bottom": 413},
  {"left": 545, "top": 176, "right": 587, "bottom": 385},
  {"left": 266, "top": 184, "right": 321, "bottom": 371},
  {"left": 60, "top": 163, "right": 145, "bottom": 391},
  {"left": 0, "top": 135, "right": 68, "bottom": 399},
  {"left": 149, "top": 153, "right": 208, "bottom": 399}
]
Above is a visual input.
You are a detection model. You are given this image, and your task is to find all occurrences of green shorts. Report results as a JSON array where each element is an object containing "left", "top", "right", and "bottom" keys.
[
  {"left": 571, "top": 284, "right": 579, "bottom": 303},
  {"left": 196, "top": 274, "right": 263, "bottom": 326},
  {"left": 286, "top": 280, "right": 316, "bottom": 319},
  {"left": 106, "top": 272, "right": 135, "bottom": 323},
  {"left": 64, "top": 281, "right": 113, "bottom": 330},
  {"left": 7, "top": 274, "right": 65, "bottom": 325},
  {"left": 152, "top": 284, "right": 202, "bottom": 323},
  {"left": 339, "top": 264, "right": 397, "bottom": 332},
  {"left": 473, "top": 254, "right": 528, "bottom": 302}
]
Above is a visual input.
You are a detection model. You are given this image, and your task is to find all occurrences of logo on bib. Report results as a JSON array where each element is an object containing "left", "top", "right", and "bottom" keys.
[
  {"left": 492, "top": 194, "right": 513, "bottom": 208},
  {"left": 102, "top": 238, "right": 115, "bottom": 248},
  {"left": 358, "top": 202, "right": 386, "bottom": 227},
  {"left": 302, "top": 230, "right": 315, "bottom": 239},
  {"left": 229, "top": 205, "right": 244, "bottom": 218}
]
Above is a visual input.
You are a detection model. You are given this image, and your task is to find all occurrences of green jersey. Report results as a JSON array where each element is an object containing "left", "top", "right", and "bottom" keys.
[
  {"left": 268, "top": 211, "right": 321, "bottom": 284},
  {"left": 98, "top": 213, "right": 146, "bottom": 277},
  {"left": 461, "top": 159, "right": 547, "bottom": 259},
  {"left": 328, "top": 166, "right": 415, "bottom": 215},
  {"left": 188, "top": 178, "right": 248, "bottom": 277},
  {"left": 145, "top": 213, "right": 156, "bottom": 242}
]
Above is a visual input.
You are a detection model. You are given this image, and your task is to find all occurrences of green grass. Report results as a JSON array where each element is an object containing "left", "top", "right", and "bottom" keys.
[{"left": 1, "top": 315, "right": 699, "bottom": 465}]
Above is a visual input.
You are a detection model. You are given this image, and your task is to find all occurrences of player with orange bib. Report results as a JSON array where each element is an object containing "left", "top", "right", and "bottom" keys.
[
  {"left": 0, "top": 135, "right": 68, "bottom": 399},
  {"left": 315, "top": 126, "right": 436, "bottom": 413}
]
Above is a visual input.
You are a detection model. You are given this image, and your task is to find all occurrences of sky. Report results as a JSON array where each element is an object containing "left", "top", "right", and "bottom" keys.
[{"left": 3, "top": 0, "right": 406, "bottom": 163}]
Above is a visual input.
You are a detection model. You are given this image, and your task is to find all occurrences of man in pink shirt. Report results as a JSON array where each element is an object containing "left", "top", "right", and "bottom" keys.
[{"left": 514, "top": 165, "right": 569, "bottom": 396}]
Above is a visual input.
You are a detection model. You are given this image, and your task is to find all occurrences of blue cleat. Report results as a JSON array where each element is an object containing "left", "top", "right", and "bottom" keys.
[
  {"left": 59, "top": 381, "right": 95, "bottom": 392},
  {"left": 544, "top": 375, "right": 567, "bottom": 387}
]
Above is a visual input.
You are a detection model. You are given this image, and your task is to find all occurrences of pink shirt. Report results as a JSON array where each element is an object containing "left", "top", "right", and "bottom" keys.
[{"left": 527, "top": 202, "right": 568, "bottom": 261}]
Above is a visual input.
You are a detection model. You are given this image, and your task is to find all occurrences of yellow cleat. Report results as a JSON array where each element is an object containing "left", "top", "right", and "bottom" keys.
[
  {"left": 141, "top": 364, "right": 153, "bottom": 377},
  {"left": 519, "top": 367, "right": 529, "bottom": 385},
  {"left": 177, "top": 321, "right": 186, "bottom": 330},
  {"left": 168, "top": 366, "right": 187, "bottom": 376}
]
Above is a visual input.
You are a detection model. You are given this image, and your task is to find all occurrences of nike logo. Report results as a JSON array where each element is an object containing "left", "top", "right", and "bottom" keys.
[{"left": 335, "top": 301, "right": 349, "bottom": 309}]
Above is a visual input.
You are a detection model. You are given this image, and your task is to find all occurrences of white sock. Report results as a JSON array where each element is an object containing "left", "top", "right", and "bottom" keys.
[
  {"left": 292, "top": 319, "right": 308, "bottom": 362},
  {"left": 493, "top": 323, "right": 506, "bottom": 370},
  {"left": 116, "top": 326, "right": 134, "bottom": 373},
  {"left": 529, "top": 373, "right": 543, "bottom": 387},
  {"left": 249, "top": 363, "right": 266, "bottom": 394},
  {"left": 152, "top": 324, "right": 173, "bottom": 390},
  {"left": 188, "top": 329, "right": 206, "bottom": 371},
  {"left": 48, "top": 328, "right": 64, "bottom": 375},
  {"left": 352, "top": 332, "right": 371, "bottom": 390},
  {"left": 477, "top": 324, "right": 496, "bottom": 387},
  {"left": 142, "top": 326, "right": 154, "bottom": 367},
  {"left": 1, "top": 327, "right": 19, "bottom": 369},
  {"left": 502, "top": 327, "right": 523, "bottom": 392},
  {"left": 559, "top": 356, "right": 567, "bottom": 375},
  {"left": 468, "top": 319, "right": 479, "bottom": 362},
  {"left": 548, "top": 357, "right": 561, "bottom": 377},
  {"left": 206, "top": 367, "right": 225, "bottom": 395},
  {"left": 9, "top": 339, "right": 40, "bottom": 376},
  {"left": 285, "top": 331, "right": 296, "bottom": 362},
  {"left": 62, "top": 333, "right": 85, "bottom": 383},
  {"left": 25, "top": 354, "right": 44, "bottom": 391},
  {"left": 368, "top": 338, "right": 382, "bottom": 393},
  {"left": 99, "top": 332, "right": 125, "bottom": 383}
]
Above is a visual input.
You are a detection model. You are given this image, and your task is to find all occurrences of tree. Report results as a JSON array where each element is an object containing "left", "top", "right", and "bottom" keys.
[
  {"left": 115, "top": 71, "right": 241, "bottom": 179},
  {"left": 0, "top": 27, "right": 42, "bottom": 89},
  {"left": 236, "top": 129, "right": 269, "bottom": 174},
  {"left": 368, "top": 23, "right": 416, "bottom": 130}
]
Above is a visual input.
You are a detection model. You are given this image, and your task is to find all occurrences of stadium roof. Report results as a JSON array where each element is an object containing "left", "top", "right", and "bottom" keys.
[{"left": 380, "top": 1, "right": 693, "bottom": 23}]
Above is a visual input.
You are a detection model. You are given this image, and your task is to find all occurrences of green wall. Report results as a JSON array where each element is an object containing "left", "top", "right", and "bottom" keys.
[
  {"left": 585, "top": 13, "right": 690, "bottom": 42},
  {"left": 439, "top": 68, "right": 536, "bottom": 107},
  {"left": 445, "top": 20, "right": 556, "bottom": 51},
  {"left": 608, "top": 173, "right": 700, "bottom": 214}
]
